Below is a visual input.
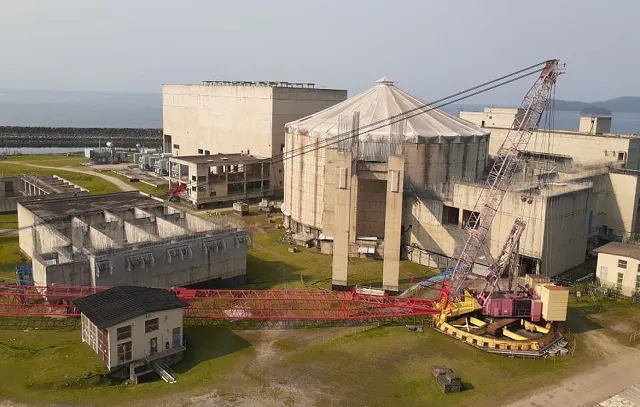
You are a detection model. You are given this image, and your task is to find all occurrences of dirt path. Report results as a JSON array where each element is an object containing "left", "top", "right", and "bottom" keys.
[
  {"left": 1, "top": 162, "right": 136, "bottom": 192},
  {"left": 505, "top": 333, "right": 640, "bottom": 407}
]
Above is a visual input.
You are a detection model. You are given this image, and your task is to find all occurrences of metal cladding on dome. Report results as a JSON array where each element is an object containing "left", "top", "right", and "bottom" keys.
[{"left": 286, "top": 77, "right": 488, "bottom": 141}]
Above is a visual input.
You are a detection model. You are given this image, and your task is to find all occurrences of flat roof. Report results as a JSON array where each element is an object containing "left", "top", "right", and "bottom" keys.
[
  {"left": 170, "top": 153, "right": 267, "bottom": 165},
  {"left": 19, "top": 192, "right": 160, "bottom": 218},
  {"left": 595, "top": 242, "right": 640, "bottom": 261}
]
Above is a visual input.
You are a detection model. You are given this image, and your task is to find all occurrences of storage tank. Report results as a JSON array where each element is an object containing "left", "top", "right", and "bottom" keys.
[{"left": 283, "top": 76, "right": 489, "bottom": 235}]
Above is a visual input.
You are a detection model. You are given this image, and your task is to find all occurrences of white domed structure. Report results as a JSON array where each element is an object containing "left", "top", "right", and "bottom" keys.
[{"left": 283, "top": 77, "right": 489, "bottom": 240}]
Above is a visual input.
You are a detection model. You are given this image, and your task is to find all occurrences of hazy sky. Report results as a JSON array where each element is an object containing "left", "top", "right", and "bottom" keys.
[{"left": 1, "top": 0, "right": 637, "bottom": 103}]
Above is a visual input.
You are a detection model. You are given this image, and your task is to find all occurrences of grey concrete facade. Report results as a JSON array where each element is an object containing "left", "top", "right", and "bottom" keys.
[
  {"left": 17, "top": 192, "right": 249, "bottom": 288},
  {"left": 0, "top": 175, "right": 89, "bottom": 213}
]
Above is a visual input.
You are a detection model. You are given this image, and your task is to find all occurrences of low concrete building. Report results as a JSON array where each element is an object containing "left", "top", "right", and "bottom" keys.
[
  {"left": 17, "top": 192, "right": 249, "bottom": 288},
  {"left": 169, "top": 153, "right": 271, "bottom": 208},
  {"left": 74, "top": 285, "right": 187, "bottom": 382},
  {"left": 0, "top": 175, "right": 88, "bottom": 213},
  {"left": 594, "top": 242, "right": 640, "bottom": 296}
]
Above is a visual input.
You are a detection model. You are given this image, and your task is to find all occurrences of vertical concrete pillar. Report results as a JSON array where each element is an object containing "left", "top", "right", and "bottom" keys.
[
  {"left": 382, "top": 154, "right": 405, "bottom": 293},
  {"left": 331, "top": 148, "right": 354, "bottom": 290},
  {"left": 243, "top": 164, "right": 247, "bottom": 196}
]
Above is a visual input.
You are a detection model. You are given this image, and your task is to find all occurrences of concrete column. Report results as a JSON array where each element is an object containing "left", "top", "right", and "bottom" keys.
[
  {"left": 348, "top": 175, "right": 359, "bottom": 244},
  {"left": 331, "top": 148, "right": 354, "bottom": 290},
  {"left": 243, "top": 164, "right": 247, "bottom": 196},
  {"left": 382, "top": 154, "right": 405, "bottom": 294}
]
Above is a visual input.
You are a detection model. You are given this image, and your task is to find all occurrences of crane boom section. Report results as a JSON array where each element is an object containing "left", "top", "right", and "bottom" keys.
[{"left": 447, "top": 60, "right": 562, "bottom": 301}]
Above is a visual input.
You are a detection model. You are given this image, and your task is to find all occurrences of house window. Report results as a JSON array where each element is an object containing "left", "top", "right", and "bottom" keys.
[
  {"left": 442, "top": 205, "right": 460, "bottom": 226},
  {"left": 204, "top": 150, "right": 210, "bottom": 155},
  {"left": 617, "top": 272, "right": 624, "bottom": 291},
  {"left": 145, "top": 318, "right": 159, "bottom": 333},
  {"left": 198, "top": 149, "right": 204, "bottom": 154},
  {"left": 618, "top": 259, "right": 628, "bottom": 269},
  {"left": 116, "top": 325, "right": 132, "bottom": 341},
  {"left": 117, "top": 341, "right": 132, "bottom": 364}
]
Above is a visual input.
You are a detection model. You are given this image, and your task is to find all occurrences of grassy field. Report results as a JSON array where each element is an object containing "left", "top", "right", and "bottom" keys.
[
  {"left": 2, "top": 154, "right": 88, "bottom": 167},
  {"left": 108, "top": 172, "right": 166, "bottom": 197},
  {"left": 0, "top": 162, "right": 120, "bottom": 194},
  {"left": 0, "top": 235, "right": 22, "bottom": 283}
]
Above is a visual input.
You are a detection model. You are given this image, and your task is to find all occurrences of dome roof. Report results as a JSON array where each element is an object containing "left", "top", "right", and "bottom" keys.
[{"left": 286, "top": 77, "right": 487, "bottom": 140}]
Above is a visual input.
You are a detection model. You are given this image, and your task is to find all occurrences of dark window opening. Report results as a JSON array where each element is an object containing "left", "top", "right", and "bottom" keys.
[
  {"left": 117, "top": 341, "right": 132, "bottom": 364},
  {"left": 204, "top": 150, "right": 210, "bottom": 155},
  {"left": 281, "top": 144, "right": 285, "bottom": 153},
  {"left": 462, "top": 210, "right": 480, "bottom": 229},
  {"left": 481, "top": 120, "right": 485, "bottom": 128},
  {"left": 145, "top": 318, "right": 159, "bottom": 333},
  {"left": 173, "top": 144, "right": 180, "bottom": 149},
  {"left": 116, "top": 325, "right": 132, "bottom": 341},
  {"left": 198, "top": 149, "right": 204, "bottom": 154},
  {"left": 618, "top": 152, "right": 626, "bottom": 161},
  {"left": 442, "top": 205, "right": 460, "bottom": 226}
]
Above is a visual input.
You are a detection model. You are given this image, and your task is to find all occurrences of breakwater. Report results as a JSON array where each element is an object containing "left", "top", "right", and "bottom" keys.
[{"left": 0, "top": 127, "right": 162, "bottom": 148}]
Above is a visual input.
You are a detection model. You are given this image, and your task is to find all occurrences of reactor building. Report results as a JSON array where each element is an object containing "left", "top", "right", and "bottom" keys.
[{"left": 282, "top": 77, "right": 594, "bottom": 292}]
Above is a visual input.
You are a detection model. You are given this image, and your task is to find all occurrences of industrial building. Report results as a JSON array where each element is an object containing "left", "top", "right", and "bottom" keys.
[
  {"left": 282, "top": 77, "right": 606, "bottom": 290},
  {"left": 595, "top": 242, "right": 640, "bottom": 296},
  {"left": 0, "top": 175, "right": 89, "bottom": 213},
  {"left": 162, "top": 81, "right": 347, "bottom": 193},
  {"left": 17, "top": 192, "right": 249, "bottom": 288},
  {"left": 74, "top": 285, "right": 187, "bottom": 383},
  {"left": 460, "top": 108, "right": 640, "bottom": 244},
  {"left": 168, "top": 153, "right": 272, "bottom": 207},
  {"left": 283, "top": 77, "right": 491, "bottom": 291}
]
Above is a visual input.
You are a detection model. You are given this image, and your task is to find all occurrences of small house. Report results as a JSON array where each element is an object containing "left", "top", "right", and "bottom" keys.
[
  {"left": 73, "top": 285, "right": 188, "bottom": 382},
  {"left": 595, "top": 242, "right": 640, "bottom": 296}
]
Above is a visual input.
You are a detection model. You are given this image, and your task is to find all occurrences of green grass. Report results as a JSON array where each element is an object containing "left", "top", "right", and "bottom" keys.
[
  {"left": 3, "top": 154, "right": 88, "bottom": 167},
  {"left": 0, "top": 235, "right": 24, "bottom": 283},
  {"left": 245, "top": 228, "right": 437, "bottom": 290},
  {"left": 0, "top": 326, "right": 252, "bottom": 405},
  {"left": 278, "top": 326, "right": 584, "bottom": 407},
  {"left": 108, "top": 172, "right": 166, "bottom": 197},
  {"left": 0, "top": 213, "right": 17, "bottom": 230},
  {"left": 0, "top": 163, "right": 120, "bottom": 194},
  {"left": 566, "top": 294, "right": 640, "bottom": 345}
]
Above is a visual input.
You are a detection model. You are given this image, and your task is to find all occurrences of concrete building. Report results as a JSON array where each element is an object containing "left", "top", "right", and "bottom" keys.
[
  {"left": 460, "top": 107, "right": 640, "bottom": 245},
  {"left": 74, "top": 285, "right": 187, "bottom": 382},
  {"left": 0, "top": 175, "right": 88, "bottom": 213},
  {"left": 460, "top": 108, "right": 640, "bottom": 169},
  {"left": 594, "top": 242, "right": 640, "bottom": 296},
  {"left": 17, "top": 192, "right": 249, "bottom": 288},
  {"left": 162, "top": 81, "right": 347, "bottom": 193},
  {"left": 283, "top": 77, "right": 490, "bottom": 291},
  {"left": 168, "top": 153, "right": 271, "bottom": 208}
]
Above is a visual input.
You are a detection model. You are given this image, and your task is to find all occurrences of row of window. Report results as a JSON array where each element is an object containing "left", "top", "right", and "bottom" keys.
[
  {"left": 615, "top": 259, "right": 640, "bottom": 291},
  {"left": 116, "top": 318, "right": 159, "bottom": 341}
]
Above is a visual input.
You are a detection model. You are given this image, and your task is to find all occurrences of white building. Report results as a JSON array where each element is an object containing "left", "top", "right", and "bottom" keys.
[
  {"left": 162, "top": 81, "right": 347, "bottom": 193},
  {"left": 594, "top": 242, "right": 640, "bottom": 296},
  {"left": 74, "top": 285, "right": 187, "bottom": 383}
]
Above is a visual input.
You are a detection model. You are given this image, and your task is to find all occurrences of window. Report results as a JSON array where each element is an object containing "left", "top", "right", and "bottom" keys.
[
  {"left": 281, "top": 144, "right": 285, "bottom": 153},
  {"left": 204, "top": 150, "right": 210, "bottom": 155},
  {"left": 173, "top": 144, "right": 180, "bottom": 149},
  {"left": 117, "top": 341, "right": 132, "bottom": 364},
  {"left": 116, "top": 325, "right": 132, "bottom": 341},
  {"left": 618, "top": 259, "right": 628, "bottom": 269},
  {"left": 617, "top": 272, "right": 624, "bottom": 291},
  {"left": 618, "top": 152, "right": 626, "bottom": 162},
  {"left": 210, "top": 190, "right": 216, "bottom": 197},
  {"left": 198, "top": 149, "right": 204, "bottom": 154},
  {"left": 481, "top": 120, "right": 485, "bottom": 128},
  {"left": 636, "top": 269, "right": 640, "bottom": 291},
  {"left": 442, "top": 205, "right": 460, "bottom": 226},
  {"left": 145, "top": 318, "right": 159, "bottom": 333}
]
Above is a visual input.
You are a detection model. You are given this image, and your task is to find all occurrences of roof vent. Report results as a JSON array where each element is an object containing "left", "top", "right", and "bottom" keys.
[{"left": 375, "top": 76, "right": 396, "bottom": 86}]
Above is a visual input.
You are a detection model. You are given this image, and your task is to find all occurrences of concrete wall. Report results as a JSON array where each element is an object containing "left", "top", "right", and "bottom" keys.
[
  {"left": 32, "top": 255, "right": 91, "bottom": 286},
  {"left": 106, "top": 308, "right": 183, "bottom": 370},
  {"left": 605, "top": 173, "right": 640, "bottom": 236},
  {"left": 89, "top": 231, "right": 249, "bottom": 288},
  {"left": 355, "top": 179, "right": 386, "bottom": 238},
  {"left": 596, "top": 252, "right": 639, "bottom": 296},
  {"left": 404, "top": 182, "right": 592, "bottom": 276},
  {"left": 459, "top": 108, "right": 520, "bottom": 129}
]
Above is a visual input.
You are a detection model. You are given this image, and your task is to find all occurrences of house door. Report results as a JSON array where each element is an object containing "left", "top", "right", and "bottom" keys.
[
  {"left": 150, "top": 337, "right": 158, "bottom": 355},
  {"left": 172, "top": 327, "right": 181, "bottom": 348}
]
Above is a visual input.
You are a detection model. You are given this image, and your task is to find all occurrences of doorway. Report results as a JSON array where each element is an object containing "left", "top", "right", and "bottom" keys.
[
  {"left": 150, "top": 337, "right": 158, "bottom": 355},
  {"left": 519, "top": 255, "right": 539, "bottom": 276}
]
